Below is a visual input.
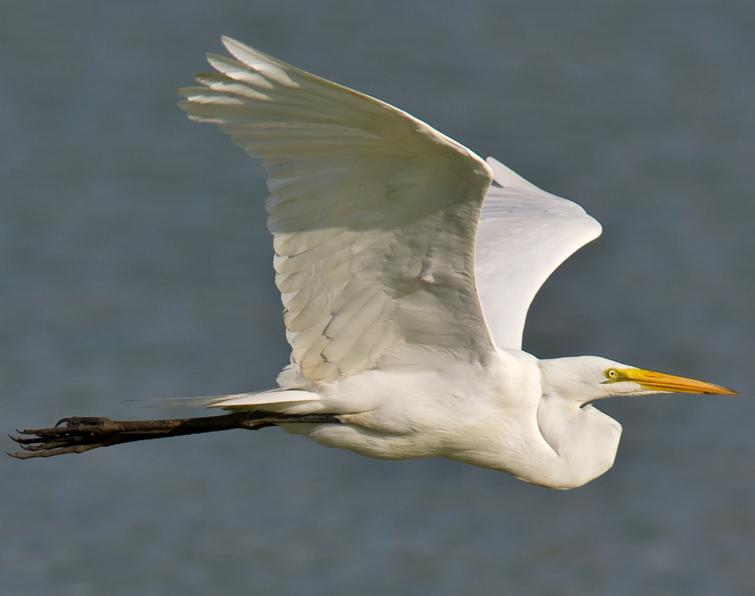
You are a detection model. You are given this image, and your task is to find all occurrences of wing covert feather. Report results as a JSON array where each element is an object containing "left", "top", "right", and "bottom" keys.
[{"left": 180, "top": 37, "right": 495, "bottom": 383}]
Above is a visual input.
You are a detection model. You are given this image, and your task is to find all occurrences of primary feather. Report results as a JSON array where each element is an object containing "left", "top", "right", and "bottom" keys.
[{"left": 180, "top": 37, "right": 497, "bottom": 384}]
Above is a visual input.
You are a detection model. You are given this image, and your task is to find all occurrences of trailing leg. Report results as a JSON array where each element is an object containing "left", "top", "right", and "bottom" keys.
[{"left": 9, "top": 412, "right": 341, "bottom": 459}]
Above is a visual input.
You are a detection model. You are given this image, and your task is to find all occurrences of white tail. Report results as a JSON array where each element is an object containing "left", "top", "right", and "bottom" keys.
[{"left": 207, "top": 389, "right": 321, "bottom": 411}]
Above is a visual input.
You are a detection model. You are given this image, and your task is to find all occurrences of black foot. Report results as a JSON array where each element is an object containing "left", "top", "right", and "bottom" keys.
[{"left": 9, "top": 417, "right": 121, "bottom": 459}]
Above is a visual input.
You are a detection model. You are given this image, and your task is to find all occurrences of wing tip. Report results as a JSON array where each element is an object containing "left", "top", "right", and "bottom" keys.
[
  {"left": 220, "top": 35, "right": 244, "bottom": 54},
  {"left": 216, "top": 37, "right": 298, "bottom": 87},
  {"left": 220, "top": 35, "right": 274, "bottom": 66},
  {"left": 587, "top": 216, "right": 603, "bottom": 240}
]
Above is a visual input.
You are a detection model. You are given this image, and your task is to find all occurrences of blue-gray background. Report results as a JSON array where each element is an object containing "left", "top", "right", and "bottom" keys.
[{"left": 3, "top": 2, "right": 753, "bottom": 595}]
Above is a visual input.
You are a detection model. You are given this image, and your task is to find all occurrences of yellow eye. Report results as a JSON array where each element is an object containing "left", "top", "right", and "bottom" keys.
[{"left": 605, "top": 368, "right": 619, "bottom": 380}]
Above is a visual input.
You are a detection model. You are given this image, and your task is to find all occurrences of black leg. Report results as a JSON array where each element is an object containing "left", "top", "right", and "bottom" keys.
[{"left": 9, "top": 412, "right": 341, "bottom": 459}]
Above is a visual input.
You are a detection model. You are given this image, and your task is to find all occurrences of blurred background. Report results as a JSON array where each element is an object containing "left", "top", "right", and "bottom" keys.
[{"left": 2, "top": 1, "right": 753, "bottom": 594}]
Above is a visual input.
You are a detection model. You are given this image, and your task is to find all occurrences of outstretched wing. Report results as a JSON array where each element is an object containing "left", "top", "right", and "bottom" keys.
[
  {"left": 179, "top": 37, "right": 495, "bottom": 383},
  {"left": 475, "top": 157, "right": 602, "bottom": 349}
]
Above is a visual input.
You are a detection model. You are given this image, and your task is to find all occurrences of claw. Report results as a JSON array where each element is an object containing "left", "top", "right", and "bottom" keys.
[
  {"left": 16, "top": 428, "right": 47, "bottom": 436},
  {"left": 8, "top": 434, "right": 41, "bottom": 445},
  {"left": 19, "top": 443, "right": 50, "bottom": 452},
  {"left": 17, "top": 443, "right": 102, "bottom": 459}
]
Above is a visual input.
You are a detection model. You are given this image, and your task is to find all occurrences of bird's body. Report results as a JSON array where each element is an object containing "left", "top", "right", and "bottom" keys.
[
  {"left": 12, "top": 37, "right": 734, "bottom": 488},
  {"left": 274, "top": 352, "right": 622, "bottom": 489}
]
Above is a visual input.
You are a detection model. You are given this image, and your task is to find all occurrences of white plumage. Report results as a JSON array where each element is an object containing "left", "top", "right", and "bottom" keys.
[
  {"left": 176, "top": 37, "right": 734, "bottom": 489},
  {"left": 476, "top": 157, "right": 602, "bottom": 348}
]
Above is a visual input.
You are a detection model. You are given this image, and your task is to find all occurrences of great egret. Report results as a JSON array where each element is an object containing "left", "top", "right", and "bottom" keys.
[{"left": 11, "top": 37, "right": 735, "bottom": 489}]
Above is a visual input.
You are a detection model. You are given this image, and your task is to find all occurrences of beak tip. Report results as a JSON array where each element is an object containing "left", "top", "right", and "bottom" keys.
[{"left": 702, "top": 384, "right": 737, "bottom": 396}]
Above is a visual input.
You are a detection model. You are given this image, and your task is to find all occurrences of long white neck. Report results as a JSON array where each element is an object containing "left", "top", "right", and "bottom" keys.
[
  {"left": 533, "top": 395, "right": 622, "bottom": 488},
  {"left": 445, "top": 355, "right": 624, "bottom": 489}
]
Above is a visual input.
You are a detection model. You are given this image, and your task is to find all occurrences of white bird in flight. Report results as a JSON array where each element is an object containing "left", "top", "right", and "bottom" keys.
[{"left": 12, "top": 37, "right": 735, "bottom": 489}]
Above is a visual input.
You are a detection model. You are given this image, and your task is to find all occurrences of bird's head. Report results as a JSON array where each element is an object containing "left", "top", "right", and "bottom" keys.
[{"left": 540, "top": 356, "right": 736, "bottom": 405}]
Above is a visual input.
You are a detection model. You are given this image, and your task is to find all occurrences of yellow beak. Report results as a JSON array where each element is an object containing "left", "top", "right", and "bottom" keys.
[{"left": 614, "top": 368, "right": 737, "bottom": 395}]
